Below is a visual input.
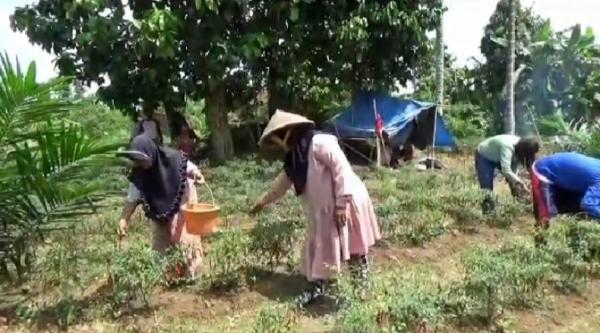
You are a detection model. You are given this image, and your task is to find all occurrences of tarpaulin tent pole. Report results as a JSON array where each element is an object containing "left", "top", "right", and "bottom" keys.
[
  {"left": 430, "top": 104, "right": 439, "bottom": 170},
  {"left": 373, "top": 99, "right": 387, "bottom": 168}
]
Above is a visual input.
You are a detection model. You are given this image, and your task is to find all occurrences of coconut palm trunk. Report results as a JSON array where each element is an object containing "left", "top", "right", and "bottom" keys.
[
  {"left": 504, "top": 0, "right": 517, "bottom": 134},
  {"left": 435, "top": 0, "right": 445, "bottom": 115}
]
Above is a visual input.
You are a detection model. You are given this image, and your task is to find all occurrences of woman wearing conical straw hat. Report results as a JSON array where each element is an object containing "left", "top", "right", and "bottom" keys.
[{"left": 250, "top": 110, "right": 381, "bottom": 305}]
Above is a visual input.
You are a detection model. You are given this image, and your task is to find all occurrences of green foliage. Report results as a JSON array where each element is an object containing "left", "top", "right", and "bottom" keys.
[
  {"left": 542, "top": 227, "right": 590, "bottom": 292},
  {"left": 540, "top": 217, "right": 600, "bottom": 291},
  {"left": 251, "top": 303, "right": 297, "bottom": 333},
  {"left": 480, "top": 0, "right": 545, "bottom": 101},
  {"left": 0, "top": 54, "right": 119, "bottom": 282},
  {"left": 484, "top": 197, "right": 528, "bottom": 229},
  {"left": 336, "top": 270, "right": 446, "bottom": 333},
  {"left": 566, "top": 221, "right": 600, "bottom": 269},
  {"left": 460, "top": 241, "right": 552, "bottom": 324},
  {"left": 250, "top": 209, "right": 304, "bottom": 272},
  {"left": 208, "top": 158, "right": 281, "bottom": 216},
  {"left": 108, "top": 243, "right": 162, "bottom": 315},
  {"left": 162, "top": 245, "right": 192, "bottom": 287},
  {"left": 445, "top": 104, "right": 490, "bottom": 138},
  {"left": 205, "top": 229, "right": 250, "bottom": 290},
  {"left": 562, "top": 122, "right": 600, "bottom": 158},
  {"left": 12, "top": 0, "right": 444, "bottom": 160}
]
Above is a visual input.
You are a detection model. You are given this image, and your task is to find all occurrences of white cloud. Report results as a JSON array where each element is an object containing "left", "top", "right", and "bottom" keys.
[{"left": 0, "top": 6, "right": 55, "bottom": 82}]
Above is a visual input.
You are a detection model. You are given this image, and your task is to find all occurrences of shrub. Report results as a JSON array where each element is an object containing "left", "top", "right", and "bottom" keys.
[
  {"left": 565, "top": 221, "right": 600, "bottom": 269},
  {"left": 249, "top": 209, "right": 304, "bottom": 272},
  {"left": 37, "top": 241, "right": 85, "bottom": 328},
  {"left": 484, "top": 197, "right": 528, "bottom": 229},
  {"left": 460, "top": 241, "right": 552, "bottom": 324},
  {"left": 251, "top": 303, "right": 297, "bottom": 333},
  {"left": 441, "top": 184, "right": 485, "bottom": 233},
  {"left": 108, "top": 242, "right": 162, "bottom": 316},
  {"left": 162, "top": 245, "right": 192, "bottom": 287},
  {"left": 336, "top": 270, "right": 445, "bottom": 333},
  {"left": 205, "top": 228, "right": 250, "bottom": 290},
  {"left": 445, "top": 103, "right": 489, "bottom": 139},
  {"left": 541, "top": 218, "right": 596, "bottom": 292},
  {"left": 400, "top": 209, "right": 447, "bottom": 247}
]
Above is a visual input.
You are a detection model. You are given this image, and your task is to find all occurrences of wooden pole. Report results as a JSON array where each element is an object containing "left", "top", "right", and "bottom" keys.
[
  {"left": 373, "top": 99, "right": 385, "bottom": 168},
  {"left": 431, "top": 106, "right": 438, "bottom": 171}
]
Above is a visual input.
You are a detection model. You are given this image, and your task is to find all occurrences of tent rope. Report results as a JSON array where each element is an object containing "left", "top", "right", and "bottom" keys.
[{"left": 333, "top": 120, "right": 376, "bottom": 164}]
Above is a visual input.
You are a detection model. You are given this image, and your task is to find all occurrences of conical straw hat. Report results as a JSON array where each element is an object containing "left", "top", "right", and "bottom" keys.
[{"left": 259, "top": 109, "right": 314, "bottom": 146}]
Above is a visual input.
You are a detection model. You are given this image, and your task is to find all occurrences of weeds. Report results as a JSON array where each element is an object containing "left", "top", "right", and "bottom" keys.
[
  {"left": 251, "top": 303, "right": 297, "bottom": 333},
  {"left": 108, "top": 242, "right": 162, "bottom": 316},
  {"left": 540, "top": 217, "right": 600, "bottom": 292},
  {"left": 249, "top": 210, "right": 304, "bottom": 272},
  {"left": 460, "top": 240, "right": 552, "bottom": 325},
  {"left": 205, "top": 228, "right": 250, "bottom": 290},
  {"left": 336, "top": 270, "right": 445, "bottom": 333}
]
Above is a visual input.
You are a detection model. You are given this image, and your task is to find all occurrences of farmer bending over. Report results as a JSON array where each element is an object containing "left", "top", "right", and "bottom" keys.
[
  {"left": 475, "top": 134, "right": 539, "bottom": 214},
  {"left": 249, "top": 110, "right": 381, "bottom": 306},
  {"left": 531, "top": 152, "right": 600, "bottom": 227},
  {"left": 117, "top": 134, "right": 204, "bottom": 278}
]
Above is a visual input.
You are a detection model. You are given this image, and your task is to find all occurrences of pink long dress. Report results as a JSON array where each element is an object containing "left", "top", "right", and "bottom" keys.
[{"left": 260, "top": 134, "right": 381, "bottom": 281}]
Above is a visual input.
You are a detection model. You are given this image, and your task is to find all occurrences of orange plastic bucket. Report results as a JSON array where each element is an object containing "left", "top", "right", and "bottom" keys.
[{"left": 183, "top": 203, "right": 220, "bottom": 236}]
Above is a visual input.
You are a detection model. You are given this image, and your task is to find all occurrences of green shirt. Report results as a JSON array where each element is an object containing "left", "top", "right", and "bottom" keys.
[{"left": 477, "top": 134, "right": 521, "bottom": 184}]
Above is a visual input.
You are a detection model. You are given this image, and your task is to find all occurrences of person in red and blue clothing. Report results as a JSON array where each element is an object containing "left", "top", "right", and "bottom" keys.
[{"left": 531, "top": 152, "right": 600, "bottom": 227}]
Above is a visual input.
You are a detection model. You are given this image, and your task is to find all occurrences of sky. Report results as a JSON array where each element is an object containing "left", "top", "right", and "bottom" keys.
[{"left": 1, "top": 0, "right": 600, "bottom": 83}]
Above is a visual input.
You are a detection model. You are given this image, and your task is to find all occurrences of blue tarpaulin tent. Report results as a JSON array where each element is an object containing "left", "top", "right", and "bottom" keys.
[{"left": 324, "top": 91, "right": 456, "bottom": 149}]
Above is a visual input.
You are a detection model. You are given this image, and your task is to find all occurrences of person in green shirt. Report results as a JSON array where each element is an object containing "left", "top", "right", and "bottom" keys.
[{"left": 475, "top": 134, "right": 540, "bottom": 214}]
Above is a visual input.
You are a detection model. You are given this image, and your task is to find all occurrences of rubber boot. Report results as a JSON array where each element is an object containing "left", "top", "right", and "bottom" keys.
[
  {"left": 296, "top": 280, "right": 327, "bottom": 308},
  {"left": 349, "top": 255, "right": 369, "bottom": 281}
]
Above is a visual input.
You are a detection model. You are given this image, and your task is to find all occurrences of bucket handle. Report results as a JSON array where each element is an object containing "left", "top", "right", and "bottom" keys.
[{"left": 199, "top": 181, "right": 216, "bottom": 206}]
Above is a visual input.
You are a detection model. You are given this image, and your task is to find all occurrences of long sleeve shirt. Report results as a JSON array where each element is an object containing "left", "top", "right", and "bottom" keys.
[{"left": 477, "top": 134, "right": 521, "bottom": 184}]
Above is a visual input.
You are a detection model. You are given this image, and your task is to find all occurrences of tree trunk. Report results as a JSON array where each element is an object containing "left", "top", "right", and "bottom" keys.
[
  {"left": 435, "top": 0, "right": 445, "bottom": 115},
  {"left": 267, "top": 68, "right": 292, "bottom": 117},
  {"left": 504, "top": 0, "right": 517, "bottom": 134},
  {"left": 205, "top": 86, "right": 234, "bottom": 162}
]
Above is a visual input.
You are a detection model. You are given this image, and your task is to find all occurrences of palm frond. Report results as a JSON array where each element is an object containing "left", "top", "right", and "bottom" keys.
[{"left": 0, "top": 53, "right": 123, "bottom": 278}]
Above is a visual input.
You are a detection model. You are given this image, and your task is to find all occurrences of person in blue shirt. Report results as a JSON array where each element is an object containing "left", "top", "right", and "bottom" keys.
[{"left": 530, "top": 152, "right": 600, "bottom": 227}]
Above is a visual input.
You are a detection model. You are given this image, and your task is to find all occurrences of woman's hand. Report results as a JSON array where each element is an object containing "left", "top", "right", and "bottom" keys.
[
  {"left": 516, "top": 180, "right": 530, "bottom": 195},
  {"left": 249, "top": 203, "right": 264, "bottom": 216},
  {"left": 191, "top": 169, "right": 205, "bottom": 184},
  {"left": 335, "top": 208, "right": 347, "bottom": 227}
]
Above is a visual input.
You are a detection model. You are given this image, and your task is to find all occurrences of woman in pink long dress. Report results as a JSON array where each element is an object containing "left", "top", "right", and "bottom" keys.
[{"left": 250, "top": 110, "right": 380, "bottom": 304}]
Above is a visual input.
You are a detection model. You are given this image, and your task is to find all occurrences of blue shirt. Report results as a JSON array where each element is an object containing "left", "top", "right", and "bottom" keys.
[{"left": 535, "top": 152, "right": 600, "bottom": 193}]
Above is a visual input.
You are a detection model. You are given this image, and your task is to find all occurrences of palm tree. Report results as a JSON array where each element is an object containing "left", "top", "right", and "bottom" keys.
[
  {"left": 435, "top": 0, "right": 445, "bottom": 115},
  {"left": 0, "top": 53, "right": 121, "bottom": 281},
  {"left": 504, "top": 0, "right": 517, "bottom": 134}
]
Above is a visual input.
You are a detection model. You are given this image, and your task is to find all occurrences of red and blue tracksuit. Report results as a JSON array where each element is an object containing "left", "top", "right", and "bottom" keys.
[{"left": 531, "top": 152, "right": 600, "bottom": 225}]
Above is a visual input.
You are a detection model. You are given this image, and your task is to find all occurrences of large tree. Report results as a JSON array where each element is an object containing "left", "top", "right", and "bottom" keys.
[
  {"left": 480, "top": 0, "right": 544, "bottom": 133},
  {"left": 12, "top": 0, "right": 442, "bottom": 160}
]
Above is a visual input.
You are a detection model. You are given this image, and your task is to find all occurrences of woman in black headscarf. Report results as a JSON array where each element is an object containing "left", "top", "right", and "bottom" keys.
[{"left": 118, "top": 134, "right": 204, "bottom": 277}]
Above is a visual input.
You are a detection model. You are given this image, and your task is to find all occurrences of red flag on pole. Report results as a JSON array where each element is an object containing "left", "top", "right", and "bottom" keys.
[{"left": 373, "top": 99, "right": 384, "bottom": 138}]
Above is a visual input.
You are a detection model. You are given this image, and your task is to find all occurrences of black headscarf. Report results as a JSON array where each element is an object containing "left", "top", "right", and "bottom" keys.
[
  {"left": 283, "top": 129, "right": 315, "bottom": 196},
  {"left": 128, "top": 135, "right": 187, "bottom": 223}
]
